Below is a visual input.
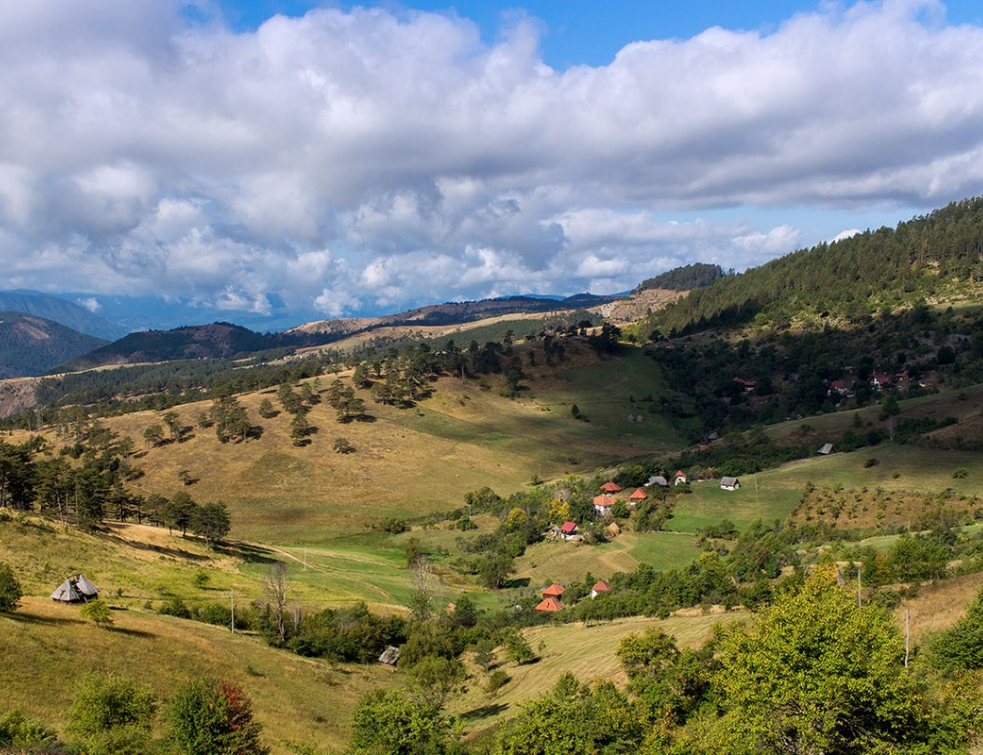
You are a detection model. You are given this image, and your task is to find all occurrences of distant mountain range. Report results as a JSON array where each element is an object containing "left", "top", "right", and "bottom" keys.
[
  {"left": 57, "top": 293, "right": 619, "bottom": 371},
  {"left": 0, "top": 312, "right": 107, "bottom": 379},
  {"left": 0, "top": 291, "right": 127, "bottom": 341}
]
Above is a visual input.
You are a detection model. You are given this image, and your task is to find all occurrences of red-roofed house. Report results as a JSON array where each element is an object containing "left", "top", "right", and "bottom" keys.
[
  {"left": 591, "top": 580, "right": 611, "bottom": 598},
  {"left": 559, "top": 521, "right": 578, "bottom": 539},
  {"left": 542, "top": 583, "right": 565, "bottom": 599},
  {"left": 629, "top": 488, "right": 647, "bottom": 507},
  {"left": 871, "top": 373, "right": 893, "bottom": 391},
  {"left": 828, "top": 380, "right": 850, "bottom": 397},
  {"left": 673, "top": 470, "right": 688, "bottom": 486},
  {"left": 600, "top": 482, "right": 622, "bottom": 493},
  {"left": 535, "top": 596, "right": 563, "bottom": 612},
  {"left": 593, "top": 494, "right": 616, "bottom": 515},
  {"left": 733, "top": 377, "right": 756, "bottom": 392}
]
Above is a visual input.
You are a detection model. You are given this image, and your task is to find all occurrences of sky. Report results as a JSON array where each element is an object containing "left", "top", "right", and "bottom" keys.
[{"left": 2, "top": 0, "right": 983, "bottom": 327}]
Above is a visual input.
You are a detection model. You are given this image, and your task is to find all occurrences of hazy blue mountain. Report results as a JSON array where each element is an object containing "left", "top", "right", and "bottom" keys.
[{"left": 0, "top": 291, "right": 127, "bottom": 340}]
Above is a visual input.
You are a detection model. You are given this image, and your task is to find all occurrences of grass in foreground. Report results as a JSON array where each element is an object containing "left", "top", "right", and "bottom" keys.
[{"left": 0, "top": 597, "right": 395, "bottom": 754}]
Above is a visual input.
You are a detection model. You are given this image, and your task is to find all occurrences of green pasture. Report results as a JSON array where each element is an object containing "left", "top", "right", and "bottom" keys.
[{"left": 671, "top": 444, "right": 983, "bottom": 534}]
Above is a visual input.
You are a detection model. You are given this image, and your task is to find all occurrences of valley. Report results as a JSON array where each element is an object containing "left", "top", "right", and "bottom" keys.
[{"left": 2, "top": 198, "right": 983, "bottom": 753}]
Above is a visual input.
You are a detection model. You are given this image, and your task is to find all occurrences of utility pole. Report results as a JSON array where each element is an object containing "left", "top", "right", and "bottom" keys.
[
  {"left": 904, "top": 608, "right": 910, "bottom": 669},
  {"left": 857, "top": 564, "right": 862, "bottom": 607},
  {"left": 230, "top": 587, "right": 235, "bottom": 634}
]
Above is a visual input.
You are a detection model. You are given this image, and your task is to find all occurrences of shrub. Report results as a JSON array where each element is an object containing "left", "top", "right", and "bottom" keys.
[
  {"left": 0, "top": 710, "right": 60, "bottom": 751},
  {"left": 67, "top": 672, "right": 157, "bottom": 737},
  {"left": 80, "top": 599, "right": 113, "bottom": 627},
  {"left": 168, "top": 678, "right": 268, "bottom": 755},
  {"left": 158, "top": 597, "right": 192, "bottom": 619},
  {"left": 485, "top": 669, "right": 511, "bottom": 693},
  {"left": 0, "top": 561, "right": 22, "bottom": 612}
]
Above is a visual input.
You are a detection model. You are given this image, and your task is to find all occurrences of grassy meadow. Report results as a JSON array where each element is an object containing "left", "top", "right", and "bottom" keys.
[
  {"left": 0, "top": 597, "right": 395, "bottom": 754},
  {"left": 47, "top": 343, "right": 681, "bottom": 546},
  {"left": 448, "top": 612, "right": 739, "bottom": 729}
]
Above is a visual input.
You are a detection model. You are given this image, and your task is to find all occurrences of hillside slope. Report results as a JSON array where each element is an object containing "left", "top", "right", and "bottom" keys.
[
  {"left": 0, "top": 312, "right": 107, "bottom": 378},
  {"left": 639, "top": 196, "right": 983, "bottom": 338},
  {"left": 0, "top": 291, "right": 126, "bottom": 340}
]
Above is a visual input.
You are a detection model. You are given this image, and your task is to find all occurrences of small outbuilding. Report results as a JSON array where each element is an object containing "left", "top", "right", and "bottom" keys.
[
  {"left": 378, "top": 646, "right": 400, "bottom": 666},
  {"left": 629, "top": 488, "right": 648, "bottom": 505},
  {"left": 720, "top": 476, "right": 741, "bottom": 491},
  {"left": 51, "top": 574, "right": 99, "bottom": 603},
  {"left": 817, "top": 443, "right": 837, "bottom": 455},
  {"left": 559, "top": 521, "right": 579, "bottom": 539},
  {"left": 645, "top": 475, "right": 669, "bottom": 488}
]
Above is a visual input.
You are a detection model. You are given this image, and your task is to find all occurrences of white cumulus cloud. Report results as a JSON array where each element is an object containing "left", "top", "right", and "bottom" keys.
[{"left": 0, "top": 0, "right": 980, "bottom": 319}]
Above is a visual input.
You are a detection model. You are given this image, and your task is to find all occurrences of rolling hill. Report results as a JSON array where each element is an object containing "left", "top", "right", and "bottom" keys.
[
  {"left": 638, "top": 196, "right": 983, "bottom": 339},
  {"left": 0, "top": 312, "right": 107, "bottom": 379},
  {"left": 0, "top": 291, "right": 127, "bottom": 340}
]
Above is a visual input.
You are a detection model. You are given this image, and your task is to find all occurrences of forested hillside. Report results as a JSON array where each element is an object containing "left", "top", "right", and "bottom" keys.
[
  {"left": 0, "top": 313, "right": 106, "bottom": 379},
  {"left": 638, "top": 197, "right": 983, "bottom": 339},
  {"left": 634, "top": 262, "right": 726, "bottom": 293}
]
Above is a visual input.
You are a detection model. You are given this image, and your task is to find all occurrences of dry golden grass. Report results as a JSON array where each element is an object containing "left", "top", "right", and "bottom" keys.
[
  {"left": 895, "top": 570, "right": 983, "bottom": 642},
  {"left": 11, "top": 343, "right": 681, "bottom": 545},
  {"left": 0, "top": 597, "right": 395, "bottom": 754},
  {"left": 448, "top": 612, "right": 739, "bottom": 730}
]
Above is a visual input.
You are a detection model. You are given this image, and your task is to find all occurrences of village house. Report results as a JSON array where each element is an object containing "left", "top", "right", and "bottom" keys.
[
  {"left": 673, "top": 470, "right": 688, "bottom": 486},
  {"left": 591, "top": 580, "right": 612, "bottom": 598},
  {"left": 645, "top": 475, "right": 669, "bottom": 488},
  {"left": 600, "top": 481, "right": 622, "bottom": 493},
  {"left": 593, "top": 494, "right": 616, "bottom": 515},
  {"left": 629, "top": 488, "right": 647, "bottom": 507},
  {"left": 720, "top": 476, "right": 741, "bottom": 491},
  {"left": 817, "top": 443, "right": 837, "bottom": 455},
  {"left": 871, "top": 373, "right": 893, "bottom": 391},
  {"left": 559, "top": 521, "right": 578, "bottom": 540},
  {"left": 733, "top": 377, "right": 756, "bottom": 392},
  {"left": 535, "top": 583, "right": 565, "bottom": 612}
]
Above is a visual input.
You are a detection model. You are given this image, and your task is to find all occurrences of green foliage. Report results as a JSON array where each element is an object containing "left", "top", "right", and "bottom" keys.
[
  {"left": 257, "top": 397, "right": 277, "bottom": 418},
  {"left": 707, "top": 568, "right": 971, "bottom": 754},
  {"left": 485, "top": 669, "right": 511, "bottom": 694},
  {"left": 0, "top": 560, "right": 22, "bottom": 612},
  {"left": 635, "top": 262, "right": 726, "bottom": 293},
  {"left": 0, "top": 710, "right": 60, "bottom": 751},
  {"left": 79, "top": 599, "right": 113, "bottom": 627},
  {"left": 407, "top": 656, "right": 466, "bottom": 706},
  {"left": 348, "top": 689, "right": 455, "bottom": 755},
  {"left": 168, "top": 678, "right": 268, "bottom": 755},
  {"left": 67, "top": 672, "right": 157, "bottom": 737},
  {"left": 497, "top": 673, "right": 644, "bottom": 755},
  {"left": 503, "top": 629, "right": 538, "bottom": 665},
  {"left": 189, "top": 501, "right": 231, "bottom": 547}
]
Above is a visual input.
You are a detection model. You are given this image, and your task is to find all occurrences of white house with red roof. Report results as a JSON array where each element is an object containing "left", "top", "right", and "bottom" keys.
[{"left": 593, "top": 494, "right": 616, "bottom": 515}]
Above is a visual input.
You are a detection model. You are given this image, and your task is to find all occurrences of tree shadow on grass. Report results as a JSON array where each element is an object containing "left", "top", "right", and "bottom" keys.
[
  {"left": 105, "top": 625, "right": 156, "bottom": 638},
  {"left": 460, "top": 703, "right": 509, "bottom": 720},
  {"left": 6, "top": 611, "right": 83, "bottom": 627},
  {"left": 217, "top": 542, "right": 277, "bottom": 565},
  {"left": 102, "top": 533, "right": 210, "bottom": 562}
]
